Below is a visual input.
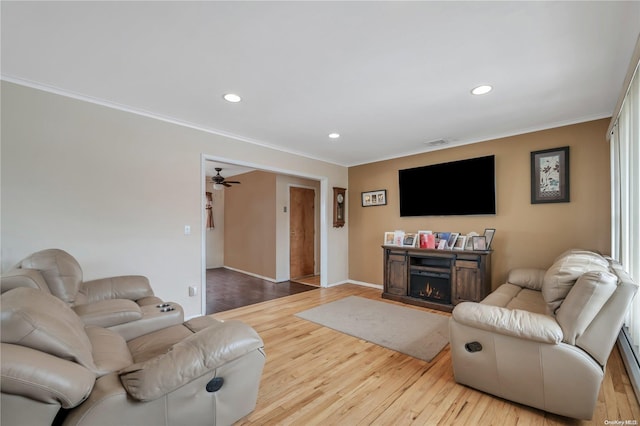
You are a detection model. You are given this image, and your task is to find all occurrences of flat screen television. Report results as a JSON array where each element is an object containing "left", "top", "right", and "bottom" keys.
[{"left": 399, "top": 155, "right": 496, "bottom": 216}]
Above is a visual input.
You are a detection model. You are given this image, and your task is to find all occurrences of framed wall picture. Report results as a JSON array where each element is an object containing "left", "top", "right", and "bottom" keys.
[
  {"left": 531, "top": 146, "right": 570, "bottom": 204},
  {"left": 362, "top": 189, "right": 387, "bottom": 207}
]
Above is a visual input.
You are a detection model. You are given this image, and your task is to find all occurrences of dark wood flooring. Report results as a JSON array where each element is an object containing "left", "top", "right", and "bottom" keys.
[{"left": 206, "top": 268, "right": 317, "bottom": 314}]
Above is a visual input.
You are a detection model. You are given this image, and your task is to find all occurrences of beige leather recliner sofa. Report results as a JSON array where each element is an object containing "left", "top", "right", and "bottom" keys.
[
  {"left": 449, "top": 249, "right": 638, "bottom": 420},
  {"left": 1, "top": 286, "right": 266, "bottom": 426},
  {"left": 1, "top": 249, "right": 184, "bottom": 340}
]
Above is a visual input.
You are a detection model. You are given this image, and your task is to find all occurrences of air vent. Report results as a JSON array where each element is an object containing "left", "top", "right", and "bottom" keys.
[{"left": 424, "top": 139, "right": 448, "bottom": 147}]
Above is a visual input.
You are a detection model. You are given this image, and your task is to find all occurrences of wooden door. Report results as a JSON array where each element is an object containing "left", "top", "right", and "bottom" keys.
[{"left": 290, "top": 187, "right": 315, "bottom": 279}]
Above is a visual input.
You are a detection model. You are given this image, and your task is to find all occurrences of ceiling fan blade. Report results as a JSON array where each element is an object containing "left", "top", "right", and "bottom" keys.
[
  {"left": 222, "top": 182, "right": 232, "bottom": 187},
  {"left": 224, "top": 180, "right": 241, "bottom": 184}
]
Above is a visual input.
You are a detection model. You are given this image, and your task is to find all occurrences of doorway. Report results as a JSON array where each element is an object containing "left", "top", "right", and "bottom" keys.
[
  {"left": 289, "top": 186, "right": 315, "bottom": 280},
  {"left": 201, "top": 155, "right": 329, "bottom": 315}
]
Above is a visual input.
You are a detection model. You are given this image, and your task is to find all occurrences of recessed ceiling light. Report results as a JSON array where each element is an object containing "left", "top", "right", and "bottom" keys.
[
  {"left": 223, "top": 93, "right": 242, "bottom": 103},
  {"left": 328, "top": 133, "right": 340, "bottom": 139},
  {"left": 471, "top": 85, "right": 493, "bottom": 95}
]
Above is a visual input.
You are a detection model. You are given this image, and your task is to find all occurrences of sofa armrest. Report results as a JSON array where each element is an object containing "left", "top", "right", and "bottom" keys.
[
  {"left": 119, "top": 320, "right": 264, "bottom": 401},
  {"left": 80, "top": 276, "right": 154, "bottom": 303},
  {"left": 1, "top": 343, "right": 95, "bottom": 408},
  {"left": 507, "top": 268, "right": 546, "bottom": 291},
  {"left": 452, "top": 302, "right": 563, "bottom": 344}
]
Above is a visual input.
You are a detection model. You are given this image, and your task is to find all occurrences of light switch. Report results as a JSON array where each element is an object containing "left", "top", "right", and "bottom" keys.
[{"left": 184, "top": 225, "right": 191, "bottom": 235}]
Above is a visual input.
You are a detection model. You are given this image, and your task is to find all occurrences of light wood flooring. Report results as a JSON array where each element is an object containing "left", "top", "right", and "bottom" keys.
[{"left": 213, "top": 284, "right": 640, "bottom": 425}]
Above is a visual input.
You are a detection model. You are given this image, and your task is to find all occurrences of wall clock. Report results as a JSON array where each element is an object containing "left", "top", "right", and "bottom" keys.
[{"left": 333, "top": 187, "right": 346, "bottom": 228}]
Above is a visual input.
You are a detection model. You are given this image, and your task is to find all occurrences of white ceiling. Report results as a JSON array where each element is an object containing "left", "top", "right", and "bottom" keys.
[{"left": 2, "top": 1, "right": 639, "bottom": 167}]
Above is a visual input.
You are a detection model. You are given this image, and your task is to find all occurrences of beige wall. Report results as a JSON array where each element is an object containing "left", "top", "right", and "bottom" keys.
[
  {"left": 1, "top": 82, "right": 349, "bottom": 318},
  {"left": 348, "top": 119, "right": 612, "bottom": 289},
  {"left": 224, "top": 171, "right": 277, "bottom": 279}
]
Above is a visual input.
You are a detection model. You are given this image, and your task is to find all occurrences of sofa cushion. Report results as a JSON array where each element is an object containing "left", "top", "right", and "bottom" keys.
[
  {"left": 482, "top": 283, "right": 547, "bottom": 314},
  {"left": 1, "top": 343, "right": 95, "bottom": 408},
  {"left": 0, "top": 269, "right": 52, "bottom": 294},
  {"left": 556, "top": 270, "right": 618, "bottom": 345},
  {"left": 0, "top": 288, "right": 96, "bottom": 371},
  {"left": 73, "top": 299, "right": 143, "bottom": 328},
  {"left": 17, "top": 248, "right": 83, "bottom": 304},
  {"left": 507, "top": 268, "right": 546, "bottom": 291},
  {"left": 542, "top": 251, "right": 610, "bottom": 314},
  {"left": 553, "top": 249, "right": 609, "bottom": 266}
]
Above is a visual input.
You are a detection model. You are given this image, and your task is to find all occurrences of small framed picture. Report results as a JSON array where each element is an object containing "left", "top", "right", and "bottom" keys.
[
  {"left": 362, "top": 189, "right": 387, "bottom": 207},
  {"left": 453, "top": 235, "right": 467, "bottom": 250},
  {"left": 402, "top": 233, "right": 417, "bottom": 247},
  {"left": 384, "top": 232, "right": 396, "bottom": 246},
  {"left": 437, "top": 239, "right": 447, "bottom": 250},
  {"left": 393, "top": 230, "right": 405, "bottom": 246},
  {"left": 465, "top": 232, "right": 479, "bottom": 250},
  {"left": 447, "top": 233, "right": 459, "bottom": 249},
  {"left": 418, "top": 230, "right": 435, "bottom": 249},
  {"left": 483, "top": 228, "right": 495, "bottom": 249},
  {"left": 472, "top": 236, "right": 487, "bottom": 251}
]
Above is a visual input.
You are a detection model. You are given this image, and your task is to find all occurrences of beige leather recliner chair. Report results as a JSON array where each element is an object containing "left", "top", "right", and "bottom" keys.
[
  {"left": 449, "top": 249, "right": 638, "bottom": 420},
  {"left": 1, "top": 287, "right": 266, "bottom": 426},
  {"left": 1, "top": 249, "right": 183, "bottom": 340}
]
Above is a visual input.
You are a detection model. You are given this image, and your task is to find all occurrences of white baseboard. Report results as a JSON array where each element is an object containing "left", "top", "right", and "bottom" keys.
[
  {"left": 223, "top": 266, "right": 277, "bottom": 283},
  {"left": 338, "top": 280, "right": 383, "bottom": 290}
]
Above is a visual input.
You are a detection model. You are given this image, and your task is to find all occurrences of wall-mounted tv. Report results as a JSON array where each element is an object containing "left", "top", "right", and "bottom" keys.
[{"left": 399, "top": 155, "right": 496, "bottom": 216}]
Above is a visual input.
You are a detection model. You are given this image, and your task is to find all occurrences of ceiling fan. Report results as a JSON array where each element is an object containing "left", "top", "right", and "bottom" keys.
[{"left": 211, "top": 168, "right": 241, "bottom": 189}]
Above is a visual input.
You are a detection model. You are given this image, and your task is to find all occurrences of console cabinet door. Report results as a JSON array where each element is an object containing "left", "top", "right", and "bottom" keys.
[
  {"left": 385, "top": 252, "right": 407, "bottom": 295},
  {"left": 454, "top": 260, "right": 481, "bottom": 303}
]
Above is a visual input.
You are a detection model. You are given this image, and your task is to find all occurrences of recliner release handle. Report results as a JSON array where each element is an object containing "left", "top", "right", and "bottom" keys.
[
  {"left": 206, "top": 377, "right": 224, "bottom": 392},
  {"left": 465, "top": 341, "right": 483, "bottom": 353}
]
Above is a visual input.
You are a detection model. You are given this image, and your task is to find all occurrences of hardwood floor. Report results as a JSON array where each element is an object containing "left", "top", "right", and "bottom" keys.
[
  {"left": 206, "top": 268, "right": 316, "bottom": 314},
  {"left": 212, "top": 284, "right": 640, "bottom": 425}
]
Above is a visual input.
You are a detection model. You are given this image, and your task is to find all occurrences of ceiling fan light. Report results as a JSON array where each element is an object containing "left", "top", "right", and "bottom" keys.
[{"left": 213, "top": 183, "right": 225, "bottom": 190}]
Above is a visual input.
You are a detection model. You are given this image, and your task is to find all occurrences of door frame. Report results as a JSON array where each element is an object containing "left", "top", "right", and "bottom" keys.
[{"left": 200, "top": 154, "right": 329, "bottom": 316}]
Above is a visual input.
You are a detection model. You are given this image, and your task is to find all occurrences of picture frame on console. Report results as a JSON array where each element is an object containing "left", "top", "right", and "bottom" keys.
[
  {"left": 453, "top": 235, "right": 467, "bottom": 250},
  {"left": 402, "top": 233, "right": 417, "bottom": 247},
  {"left": 483, "top": 228, "right": 495, "bottom": 249},
  {"left": 384, "top": 232, "right": 395, "bottom": 246},
  {"left": 418, "top": 230, "right": 435, "bottom": 249},
  {"left": 472, "top": 236, "right": 487, "bottom": 250},
  {"left": 447, "top": 233, "right": 459, "bottom": 249}
]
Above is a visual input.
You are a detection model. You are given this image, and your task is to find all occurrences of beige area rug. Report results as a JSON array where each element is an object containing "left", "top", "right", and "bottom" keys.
[{"left": 295, "top": 296, "right": 450, "bottom": 362}]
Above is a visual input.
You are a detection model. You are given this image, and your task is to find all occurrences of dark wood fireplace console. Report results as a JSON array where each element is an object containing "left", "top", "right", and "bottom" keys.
[{"left": 382, "top": 245, "right": 492, "bottom": 312}]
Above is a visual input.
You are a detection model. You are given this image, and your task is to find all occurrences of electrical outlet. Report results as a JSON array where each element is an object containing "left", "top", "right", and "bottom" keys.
[{"left": 189, "top": 285, "right": 198, "bottom": 297}]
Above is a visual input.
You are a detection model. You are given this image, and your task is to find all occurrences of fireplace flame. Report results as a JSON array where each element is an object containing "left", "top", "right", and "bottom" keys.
[{"left": 420, "top": 281, "right": 444, "bottom": 299}]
